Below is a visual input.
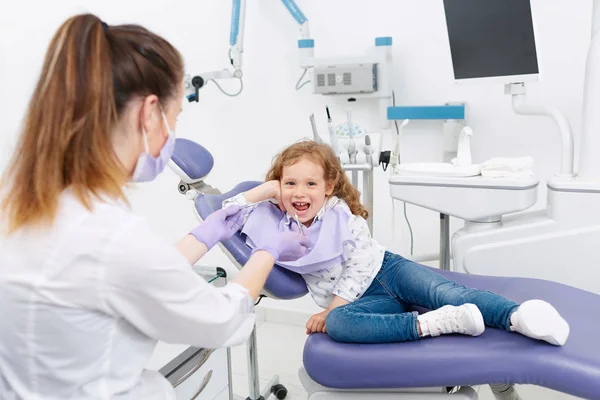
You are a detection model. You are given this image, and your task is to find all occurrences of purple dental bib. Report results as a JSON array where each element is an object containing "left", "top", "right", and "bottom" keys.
[{"left": 241, "top": 200, "right": 355, "bottom": 274}]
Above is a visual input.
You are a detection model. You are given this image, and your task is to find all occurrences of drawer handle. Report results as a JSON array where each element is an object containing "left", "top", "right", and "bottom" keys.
[
  {"left": 190, "top": 370, "right": 213, "bottom": 400},
  {"left": 173, "top": 349, "right": 214, "bottom": 388}
]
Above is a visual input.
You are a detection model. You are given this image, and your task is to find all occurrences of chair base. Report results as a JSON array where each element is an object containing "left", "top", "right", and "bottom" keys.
[
  {"left": 240, "top": 326, "right": 288, "bottom": 400},
  {"left": 232, "top": 375, "right": 284, "bottom": 400},
  {"left": 298, "top": 368, "right": 478, "bottom": 400}
]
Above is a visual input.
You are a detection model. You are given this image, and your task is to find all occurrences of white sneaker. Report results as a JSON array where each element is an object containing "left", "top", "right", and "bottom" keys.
[
  {"left": 510, "top": 300, "right": 570, "bottom": 346},
  {"left": 418, "top": 304, "right": 485, "bottom": 338}
]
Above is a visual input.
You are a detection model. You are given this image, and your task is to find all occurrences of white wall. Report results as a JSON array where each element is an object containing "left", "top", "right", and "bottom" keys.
[{"left": 0, "top": 0, "right": 592, "bottom": 315}]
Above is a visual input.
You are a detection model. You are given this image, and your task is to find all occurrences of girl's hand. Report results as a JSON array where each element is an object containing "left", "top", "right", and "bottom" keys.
[
  {"left": 266, "top": 180, "right": 285, "bottom": 211},
  {"left": 305, "top": 296, "right": 349, "bottom": 334},
  {"left": 306, "top": 310, "right": 329, "bottom": 334}
]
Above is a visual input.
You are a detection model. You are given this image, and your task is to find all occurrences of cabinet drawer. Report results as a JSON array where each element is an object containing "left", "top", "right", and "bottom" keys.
[{"left": 163, "top": 347, "right": 229, "bottom": 400}]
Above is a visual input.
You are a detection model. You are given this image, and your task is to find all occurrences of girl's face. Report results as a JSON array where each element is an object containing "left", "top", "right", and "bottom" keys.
[{"left": 280, "top": 157, "right": 334, "bottom": 227}]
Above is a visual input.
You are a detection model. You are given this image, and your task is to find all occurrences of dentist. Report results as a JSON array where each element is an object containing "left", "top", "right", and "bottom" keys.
[{"left": 0, "top": 14, "right": 308, "bottom": 399}]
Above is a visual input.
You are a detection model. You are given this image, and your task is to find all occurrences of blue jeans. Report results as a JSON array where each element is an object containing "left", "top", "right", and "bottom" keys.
[{"left": 325, "top": 251, "right": 519, "bottom": 343}]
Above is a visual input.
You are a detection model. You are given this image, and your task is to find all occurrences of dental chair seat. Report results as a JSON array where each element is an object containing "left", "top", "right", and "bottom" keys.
[
  {"left": 194, "top": 181, "right": 309, "bottom": 300},
  {"left": 304, "top": 271, "right": 600, "bottom": 399}
]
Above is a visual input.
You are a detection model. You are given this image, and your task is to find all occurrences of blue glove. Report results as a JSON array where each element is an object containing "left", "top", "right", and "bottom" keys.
[{"left": 190, "top": 205, "right": 244, "bottom": 249}]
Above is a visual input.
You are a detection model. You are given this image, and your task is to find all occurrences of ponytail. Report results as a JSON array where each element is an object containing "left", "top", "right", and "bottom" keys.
[{"left": 0, "top": 14, "right": 184, "bottom": 234}]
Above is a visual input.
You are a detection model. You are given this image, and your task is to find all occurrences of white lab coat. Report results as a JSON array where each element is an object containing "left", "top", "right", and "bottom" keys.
[{"left": 0, "top": 189, "right": 255, "bottom": 399}]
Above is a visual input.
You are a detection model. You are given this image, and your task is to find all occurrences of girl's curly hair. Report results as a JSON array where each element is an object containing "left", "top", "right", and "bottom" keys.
[{"left": 265, "top": 140, "right": 368, "bottom": 220}]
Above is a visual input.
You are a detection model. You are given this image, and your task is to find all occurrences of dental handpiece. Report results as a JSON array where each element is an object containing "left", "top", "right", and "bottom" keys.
[
  {"left": 309, "top": 113, "right": 322, "bottom": 143},
  {"left": 364, "top": 135, "right": 373, "bottom": 155},
  {"left": 362, "top": 135, "right": 373, "bottom": 165},
  {"left": 326, "top": 106, "right": 341, "bottom": 157},
  {"left": 346, "top": 109, "right": 357, "bottom": 163}
]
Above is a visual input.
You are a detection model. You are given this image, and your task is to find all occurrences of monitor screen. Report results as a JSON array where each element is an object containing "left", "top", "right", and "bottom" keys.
[{"left": 442, "top": 0, "right": 539, "bottom": 82}]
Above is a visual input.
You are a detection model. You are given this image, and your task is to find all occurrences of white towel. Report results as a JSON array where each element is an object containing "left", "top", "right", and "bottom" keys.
[{"left": 480, "top": 157, "right": 534, "bottom": 178}]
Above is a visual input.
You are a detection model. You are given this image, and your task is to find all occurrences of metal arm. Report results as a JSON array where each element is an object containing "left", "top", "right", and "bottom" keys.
[
  {"left": 185, "top": 0, "right": 390, "bottom": 125},
  {"left": 186, "top": 0, "right": 311, "bottom": 102},
  {"left": 229, "top": 0, "right": 246, "bottom": 73},
  {"left": 185, "top": 0, "right": 247, "bottom": 102},
  {"left": 280, "top": 0, "right": 311, "bottom": 39}
]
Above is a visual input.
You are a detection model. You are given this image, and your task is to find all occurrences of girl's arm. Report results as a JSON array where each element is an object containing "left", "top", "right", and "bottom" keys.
[
  {"left": 242, "top": 180, "right": 280, "bottom": 204},
  {"left": 223, "top": 180, "right": 285, "bottom": 214},
  {"left": 305, "top": 214, "right": 383, "bottom": 334},
  {"left": 327, "top": 294, "right": 350, "bottom": 311},
  {"left": 240, "top": 180, "right": 285, "bottom": 211}
]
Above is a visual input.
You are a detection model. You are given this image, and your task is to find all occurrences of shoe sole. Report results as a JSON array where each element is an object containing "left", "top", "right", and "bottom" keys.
[
  {"left": 462, "top": 303, "right": 485, "bottom": 336},
  {"left": 517, "top": 300, "right": 570, "bottom": 346}
]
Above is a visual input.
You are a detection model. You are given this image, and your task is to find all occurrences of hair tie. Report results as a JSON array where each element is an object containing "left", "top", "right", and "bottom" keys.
[{"left": 101, "top": 21, "right": 109, "bottom": 32}]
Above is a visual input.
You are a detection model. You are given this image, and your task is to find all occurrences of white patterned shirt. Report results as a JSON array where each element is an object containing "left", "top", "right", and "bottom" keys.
[{"left": 223, "top": 194, "right": 385, "bottom": 308}]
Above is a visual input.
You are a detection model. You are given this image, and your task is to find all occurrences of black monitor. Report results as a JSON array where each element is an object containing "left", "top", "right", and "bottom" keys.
[{"left": 442, "top": 0, "right": 540, "bottom": 84}]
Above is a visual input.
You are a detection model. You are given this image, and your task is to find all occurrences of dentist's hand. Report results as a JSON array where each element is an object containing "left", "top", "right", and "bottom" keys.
[
  {"left": 189, "top": 205, "right": 244, "bottom": 249},
  {"left": 252, "top": 230, "right": 310, "bottom": 262}
]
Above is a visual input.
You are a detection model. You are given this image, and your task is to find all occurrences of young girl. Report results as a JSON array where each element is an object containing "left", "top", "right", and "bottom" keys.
[{"left": 223, "top": 140, "right": 570, "bottom": 345}]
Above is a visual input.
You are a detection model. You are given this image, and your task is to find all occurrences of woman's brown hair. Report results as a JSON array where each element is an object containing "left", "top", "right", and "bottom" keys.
[
  {"left": 265, "top": 140, "right": 369, "bottom": 220},
  {"left": 0, "top": 14, "right": 184, "bottom": 234}
]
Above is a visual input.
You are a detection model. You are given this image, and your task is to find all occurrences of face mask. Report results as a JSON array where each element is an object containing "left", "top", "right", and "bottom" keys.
[{"left": 131, "top": 110, "right": 176, "bottom": 183}]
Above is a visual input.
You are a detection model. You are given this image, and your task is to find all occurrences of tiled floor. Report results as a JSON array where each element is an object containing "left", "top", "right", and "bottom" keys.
[{"left": 230, "top": 322, "right": 581, "bottom": 400}]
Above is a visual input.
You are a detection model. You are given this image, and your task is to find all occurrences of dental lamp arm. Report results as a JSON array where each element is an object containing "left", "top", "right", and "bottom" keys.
[
  {"left": 229, "top": 0, "right": 246, "bottom": 72},
  {"left": 186, "top": 69, "right": 238, "bottom": 102},
  {"left": 280, "top": 0, "right": 315, "bottom": 69},
  {"left": 186, "top": 0, "right": 246, "bottom": 102},
  {"left": 280, "top": 0, "right": 311, "bottom": 39},
  {"left": 187, "top": 0, "right": 313, "bottom": 102}
]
